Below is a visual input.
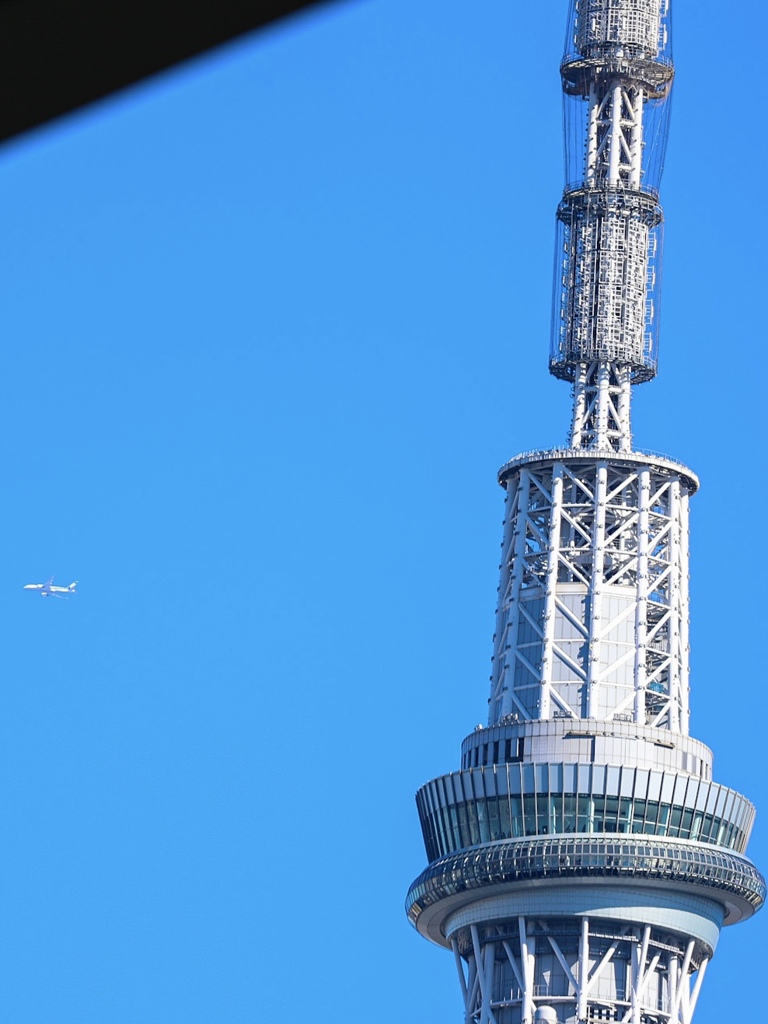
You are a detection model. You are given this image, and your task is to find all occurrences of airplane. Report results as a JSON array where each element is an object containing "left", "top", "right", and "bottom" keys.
[{"left": 23, "top": 576, "right": 78, "bottom": 598}]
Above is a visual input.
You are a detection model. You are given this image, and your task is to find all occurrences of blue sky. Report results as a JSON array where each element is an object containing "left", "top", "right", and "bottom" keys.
[{"left": 0, "top": 1, "right": 764, "bottom": 1021}]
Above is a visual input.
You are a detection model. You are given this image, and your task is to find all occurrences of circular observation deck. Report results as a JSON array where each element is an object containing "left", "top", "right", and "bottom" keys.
[
  {"left": 497, "top": 447, "right": 699, "bottom": 494},
  {"left": 406, "top": 835, "right": 765, "bottom": 954}
]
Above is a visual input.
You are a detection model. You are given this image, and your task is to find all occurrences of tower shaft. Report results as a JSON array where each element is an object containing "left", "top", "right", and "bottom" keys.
[{"left": 489, "top": 451, "right": 693, "bottom": 732}]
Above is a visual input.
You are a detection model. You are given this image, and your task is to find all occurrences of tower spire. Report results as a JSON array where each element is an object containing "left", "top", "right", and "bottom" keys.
[
  {"left": 552, "top": 0, "right": 673, "bottom": 452},
  {"left": 407, "top": 3, "right": 763, "bottom": 1022}
]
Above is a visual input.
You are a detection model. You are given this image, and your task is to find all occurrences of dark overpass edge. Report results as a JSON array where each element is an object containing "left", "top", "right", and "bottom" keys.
[{"left": 0, "top": 0, "right": 344, "bottom": 143}]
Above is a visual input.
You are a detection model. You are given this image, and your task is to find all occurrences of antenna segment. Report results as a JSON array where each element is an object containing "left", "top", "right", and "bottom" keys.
[
  {"left": 552, "top": 0, "right": 672, "bottom": 451},
  {"left": 406, "top": 3, "right": 763, "bottom": 1022}
]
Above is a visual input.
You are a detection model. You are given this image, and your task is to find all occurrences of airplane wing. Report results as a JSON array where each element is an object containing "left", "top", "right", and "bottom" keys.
[{"left": 24, "top": 576, "right": 56, "bottom": 593}]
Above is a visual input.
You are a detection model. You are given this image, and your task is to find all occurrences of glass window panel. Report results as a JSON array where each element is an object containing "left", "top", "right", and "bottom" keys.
[
  {"left": 477, "top": 798, "right": 490, "bottom": 843},
  {"left": 643, "top": 801, "right": 660, "bottom": 834},
  {"left": 631, "top": 798, "right": 646, "bottom": 832},
  {"left": 668, "top": 805, "right": 683, "bottom": 838},
  {"left": 552, "top": 791, "right": 564, "bottom": 833},
  {"left": 444, "top": 804, "right": 459, "bottom": 853},
  {"left": 538, "top": 796, "right": 551, "bottom": 835},
  {"left": 510, "top": 796, "right": 523, "bottom": 838},
  {"left": 435, "top": 807, "right": 450, "bottom": 856},
  {"left": 449, "top": 805, "right": 461, "bottom": 850},
  {"left": 499, "top": 794, "right": 511, "bottom": 839},
  {"left": 578, "top": 795, "right": 594, "bottom": 832},
  {"left": 656, "top": 802, "right": 669, "bottom": 829},
  {"left": 422, "top": 814, "right": 436, "bottom": 860},
  {"left": 619, "top": 797, "right": 633, "bottom": 833},
  {"left": 604, "top": 796, "right": 620, "bottom": 832},
  {"left": 690, "top": 811, "right": 703, "bottom": 841},
  {"left": 564, "top": 794, "right": 577, "bottom": 833},
  {"left": 524, "top": 790, "right": 537, "bottom": 835},
  {"left": 467, "top": 801, "right": 481, "bottom": 846},
  {"left": 680, "top": 808, "right": 694, "bottom": 840},
  {"left": 593, "top": 802, "right": 605, "bottom": 833},
  {"left": 456, "top": 802, "right": 470, "bottom": 846},
  {"left": 488, "top": 796, "right": 501, "bottom": 841}
]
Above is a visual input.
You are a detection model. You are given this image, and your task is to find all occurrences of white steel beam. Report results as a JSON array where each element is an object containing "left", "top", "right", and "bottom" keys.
[
  {"left": 519, "top": 917, "right": 535, "bottom": 1024},
  {"left": 540, "top": 463, "right": 564, "bottom": 718}
]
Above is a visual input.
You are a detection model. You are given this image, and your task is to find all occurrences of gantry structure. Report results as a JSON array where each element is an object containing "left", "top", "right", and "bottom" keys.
[{"left": 405, "top": 2, "right": 764, "bottom": 1022}]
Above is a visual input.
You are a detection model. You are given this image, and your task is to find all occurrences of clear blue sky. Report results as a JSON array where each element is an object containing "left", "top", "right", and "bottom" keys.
[{"left": 0, "top": 1, "right": 763, "bottom": 1021}]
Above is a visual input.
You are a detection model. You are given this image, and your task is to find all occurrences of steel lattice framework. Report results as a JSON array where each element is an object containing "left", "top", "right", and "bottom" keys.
[
  {"left": 489, "top": 450, "right": 694, "bottom": 731},
  {"left": 406, "top": 2, "right": 763, "bottom": 1023}
]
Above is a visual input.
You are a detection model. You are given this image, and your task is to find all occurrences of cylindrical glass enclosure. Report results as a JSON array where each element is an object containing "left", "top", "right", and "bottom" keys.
[
  {"left": 564, "top": 0, "right": 672, "bottom": 65},
  {"left": 550, "top": 190, "right": 662, "bottom": 379}
]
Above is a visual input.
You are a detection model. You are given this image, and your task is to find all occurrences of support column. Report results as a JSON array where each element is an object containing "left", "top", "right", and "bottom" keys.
[
  {"left": 668, "top": 478, "right": 682, "bottom": 732},
  {"left": 595, "top": 364, "right": 611, "bottom": 449},
  {"left": 587, "top": 84, "right": 599, "bottom": 184},
  {"left": 586, "top": 463, "right": 607, "bottom": 718},
  {"left": 607, "top": 82, "right": 623, "bottom": 185},
  {"left": 519, "top": 916, "right": 535, "bottom": 1024},
  {"left": 616, "top": 366, "right": 632, "bottom": 450},
  {"left": 571, "top": 363, "right": 589, "bottom": 448},
  {"left": 629, "top": 88, "right": 644, "bottom": 187},
  {"left": 492, "top": 471, "right": 531, "bottom": 722},
  {"left": 577, "top": 917, "right": 589, "bottom": 1022},
  {"left": 634, "top": 467, "right": 650, "bottom": 724},
  {"left": 679, "top": 489, "right": 691, "bottom": 733},
  {"left": 540, "top": 463, "right": 564, "bottom": 718}
]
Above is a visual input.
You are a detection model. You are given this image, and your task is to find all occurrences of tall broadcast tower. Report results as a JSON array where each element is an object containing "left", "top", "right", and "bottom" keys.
[{"left": 405, "top": 3, "right": 764, "bottom": 1023}]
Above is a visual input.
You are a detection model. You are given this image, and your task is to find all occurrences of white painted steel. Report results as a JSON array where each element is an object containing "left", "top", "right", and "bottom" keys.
[
  {"left": 575, "top": 0, "right": 665, "bottom": 56},
  {"left": 554, "top": 199, "right": 658, "bottom": 377},
  {"left": 452, "top": 915, "right": 709, "bottom": 1024},
  {"left": 489, "top": 456, "right": 693, "bottom": 731},
  {"left": 569, "top": 361, "right": 633, "bottom": 450},
  {"left": 554, "top": 0, "right": 672, "bottom": 386}
]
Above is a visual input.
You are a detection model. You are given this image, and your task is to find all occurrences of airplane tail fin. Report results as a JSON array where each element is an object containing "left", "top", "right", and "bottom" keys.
[{"left": 69, "top": 581, "right": 78, "bottom": 591}]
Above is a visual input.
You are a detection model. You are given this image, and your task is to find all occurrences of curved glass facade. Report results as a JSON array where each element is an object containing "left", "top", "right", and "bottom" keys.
[{"left": 416, "top": 763, "right": 754, "bottom": 862}]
